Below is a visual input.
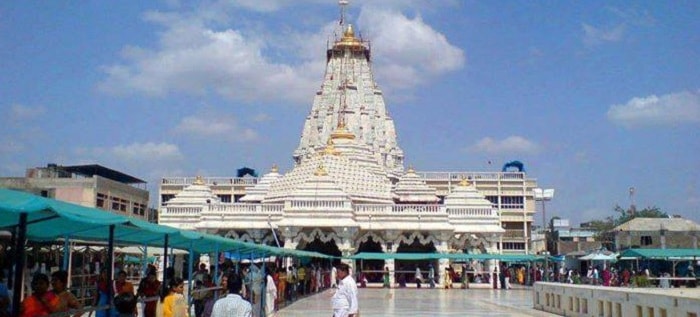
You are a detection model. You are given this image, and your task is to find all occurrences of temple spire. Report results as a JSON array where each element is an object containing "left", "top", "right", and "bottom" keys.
[{"left": 339, "top": 0, "right": 349, "bottom": 26}]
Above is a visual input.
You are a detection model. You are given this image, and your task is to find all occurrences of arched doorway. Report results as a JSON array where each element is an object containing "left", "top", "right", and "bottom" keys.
[
  {"left": 396, "top": 238, "right": 438, "bottom": 286},
  {"left": 298, "top": 237, "right": 341, "bottom": 266},
  {"left": 356, "top": 237, "right": 383, "bottom": 282}
]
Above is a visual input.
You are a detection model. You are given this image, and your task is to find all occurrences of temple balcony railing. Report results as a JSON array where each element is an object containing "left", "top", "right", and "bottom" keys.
[
  {"left": 354, "top": 204, "right": 442, "bottom": 215},
  {"left": 287, "top": 200, "right": 350, "bottom": 210},
  {"left": 204, "top": 203, "right": 284, "bottom": 214},
  {"left": 160, "top": 177, "right": 258, "bottom": 186},
  {"left": 445, "top": 207, "right": 498, "bottom": 218},
  {"left": 160, "top": 206, "right": 204, "bottom": 215},
  {"left": 415, "top": 171, "right": 525, "bottom": 181}
]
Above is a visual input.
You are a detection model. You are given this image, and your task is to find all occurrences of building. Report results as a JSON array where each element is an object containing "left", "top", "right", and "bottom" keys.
[
  {"left": 551, "top": 219, "right": 600, "bottom": 255},
  {"left": 0, "top": 163, "right": 152, "bottom": 221},
  {"left": 612, "top": 217, "right": 700, "bottom": 250},
  {"left": 158, "top": 2, "right": 539, "bottom": 283}
]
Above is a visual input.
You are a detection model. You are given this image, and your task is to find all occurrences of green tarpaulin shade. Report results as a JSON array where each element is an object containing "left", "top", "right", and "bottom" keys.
[
  {"left": 619, "top": 248, "right": 700, "bottom": 260},
  {"left": 0, "top": 189, "right": 281, "bottom": 257},
  {"left": 349, "top": 252, "right": 540, "bottom": 262}
]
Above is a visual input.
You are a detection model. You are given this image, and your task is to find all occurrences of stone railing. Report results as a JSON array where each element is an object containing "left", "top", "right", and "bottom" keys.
[
  {"left": 416, "top": 171, "right": 525, "bottom": 181},
  {"left": 288, "top": 200, "right": 347, "bottom": 210},
  {"left": 161, "top": 206, "right": 203, "bottom": 215},
  {"left": 445, "top": 208, "right": 497, "bottom": 217},
  {"left": 533, "top": 282, "right": 700, "bottom": 317},
  {"left": 161, "top": 177, "right": 258, "bottom": 186},
  {"left": 205, "top": 203, "right": 284, "bottom": 214},
  {"left": 354, "top": 204, "right": 442, "bottom": 215}
]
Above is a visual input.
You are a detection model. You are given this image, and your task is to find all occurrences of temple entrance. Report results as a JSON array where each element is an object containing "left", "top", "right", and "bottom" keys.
[
  {"left": 395, "top": 238, "right": 438, "bottom": 287},
  {"left": 355, "top": 237, "right": 383, "bottom": 282},
  {"left": 298, "top": 237, "right": 341, "bottom": 266}
]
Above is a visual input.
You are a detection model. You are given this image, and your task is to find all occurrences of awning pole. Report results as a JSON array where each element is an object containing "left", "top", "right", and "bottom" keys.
[
  {"left": 187, "top": 242, "right": 194, "bottom": 307},
  {"left": 161, "top": 234, "right": 170, "bottom": 299},
  {"left": 142, "top": 245, "right": 149, "bottom": 277},
  {"left": 107, "top": 225, "right": 115, "bottom": 307},
  {"left": 63, "top": 235, "right": 70, "bottom": 270},
  {"left": 11, "top": 213, "right": 27, "bottom": 317},
  {"left": 213, "top": 243, "right": 219, "bottom": 284}
]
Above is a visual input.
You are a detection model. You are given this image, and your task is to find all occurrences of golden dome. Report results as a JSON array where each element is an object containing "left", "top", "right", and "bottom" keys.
[
  {"left": 406, "top": 166, "right": 415, "bottom": 174},
  {"left": 193, "top": 175, "right": 205, "bottom": 185},
  {"left": 314, "top": 164, "right": 328, "bottom": 176},
  {"left": 459, "top": 177, "right": 470, "bottom": 187},
  {"left": 271, "top": 164, "right": 279, "bottom": 173},
  {"left": 330, "top": 122, "right": 356, "bottom": 140},
  {"left": 323, "top": 139, "right": 341, "bottom": 155},
  {"left": 334, "top": 24, "right": 364, "bottom": 49}
]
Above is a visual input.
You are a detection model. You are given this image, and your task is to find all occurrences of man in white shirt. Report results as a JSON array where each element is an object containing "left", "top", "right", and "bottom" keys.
[
  {"left": 331, "top": 266, "right": 338, "bottom": 288},
  {"left": 331, "top": 263, "right": 358, "bottom": 317},
  {"left": 212, "top": 272, "right": 252, "bottom": 317}
]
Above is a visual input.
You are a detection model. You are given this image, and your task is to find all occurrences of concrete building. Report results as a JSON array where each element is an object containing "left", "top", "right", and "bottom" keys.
[
  {"left": 0, "top": 163, "right": 152, "bottom": 221},
  {"left": 612, "top": 217, "right": 700, "bottom": 250}
]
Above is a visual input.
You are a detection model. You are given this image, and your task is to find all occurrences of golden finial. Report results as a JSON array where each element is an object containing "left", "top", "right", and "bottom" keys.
[
  {"left": 330, "top": 121, "right": 356, "bottom": 140},
  {"left": 407, "top": 166, "right": 415, "bottom": 174},
  {"left": 314, "top": 164, "right": 328, "bottom": 176},
  {"left": 271, "top": 164, "right": 279, "bottom": 173},
  {"left": 323, "top": 138, "right": 341, "bottom": 155},
  {"left": 459, "top": 177, "right": 470, "bottom": 187},
  {"left": 334, "top": 24, "right": 364, "bottom": 49},
  {"left": 344, "top": 24, "right": 355, "bottom": 38},
  {"left": 193, "top": 175, "right": 205, "bottom": 185}
]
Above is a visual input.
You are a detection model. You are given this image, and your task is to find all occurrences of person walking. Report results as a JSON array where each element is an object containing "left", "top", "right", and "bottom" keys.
[
  {"left": 211, "top": 272, "right": 252, "bottom": 317},
  {"left": 414, "top": 266, "right": 422, "bottom": 289},
  {"left": 331, "top": 263, "right": 358, "bottom": 317},
  {"left": 265, "top": 270, "right": 277, "bottom": 317},
  {"left": 428, "top": 264, "right": 435, "bottom": 289}
]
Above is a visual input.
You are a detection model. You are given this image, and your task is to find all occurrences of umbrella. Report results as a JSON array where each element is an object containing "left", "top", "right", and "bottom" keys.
[{"left": 579, "top": 253, "right": 617, "bottom": 261}]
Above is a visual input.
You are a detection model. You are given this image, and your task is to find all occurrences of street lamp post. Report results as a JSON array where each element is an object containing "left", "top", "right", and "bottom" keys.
[
  {"left": 534, "top": 188, "right": 554, "bottom": 281},
  {"left": 533, "top": 188, "right": 555, "bottom": 232}
]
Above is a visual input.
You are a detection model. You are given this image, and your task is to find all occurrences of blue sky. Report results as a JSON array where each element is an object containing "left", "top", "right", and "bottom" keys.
[{"left": 1, "top": 1, "right": 699, "bottom": 226}]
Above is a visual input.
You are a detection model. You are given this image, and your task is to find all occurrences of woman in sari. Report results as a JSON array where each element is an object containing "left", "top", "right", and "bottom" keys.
[
  {"left": 162, "top": 278, "right": 189, "bottom": 317},
  {"left": 93, "top": 269, "right": 110, "bottom": 317},
  {"left": 137, "top": 271, "right": 161, "bottom": 317}
]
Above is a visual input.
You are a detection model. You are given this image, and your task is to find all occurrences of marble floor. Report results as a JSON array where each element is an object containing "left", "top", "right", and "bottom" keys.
[{"left": 275, "top": 288, "right": 556, "bottom": 317}]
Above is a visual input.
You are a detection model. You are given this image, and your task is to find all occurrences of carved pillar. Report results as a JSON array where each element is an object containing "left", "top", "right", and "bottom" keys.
[
  {"left": 435, "top": 233, "right": 451, "bottom": 288},
  {"left": 383, "top": 230, "right": 401, "bottom": 287},
  {"left": 486, "top": 235, "right": 500, "bottom": 288}
]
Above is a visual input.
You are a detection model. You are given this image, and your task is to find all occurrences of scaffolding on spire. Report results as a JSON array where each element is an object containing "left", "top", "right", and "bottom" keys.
[{"left": 339, "top": 0, "right": 349, "bottom": 25}]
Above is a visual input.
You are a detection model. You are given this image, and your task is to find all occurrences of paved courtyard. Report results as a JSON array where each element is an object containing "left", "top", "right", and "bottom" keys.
[{"left": 276, "top": 288, "right": 556, "bottom": 317}]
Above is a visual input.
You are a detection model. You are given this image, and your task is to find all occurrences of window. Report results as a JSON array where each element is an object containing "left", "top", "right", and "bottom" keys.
[
  {"left": 485, "top": 196, "right": 499, "bottom": 208},
  {"left": 640, "top": 236, "right": 653, "bottom": 246},
  {"left": 161, "top": 194, "right": 175, "bottom": 206},
  {"left": 502, "top": 242, "right": 525, "bottom": 250},
  {"left": 501, "top": 196, "right": 524, "bottom": 209},
  {"left": 218, "top": 194, "right": 232, "bottom": 203}
]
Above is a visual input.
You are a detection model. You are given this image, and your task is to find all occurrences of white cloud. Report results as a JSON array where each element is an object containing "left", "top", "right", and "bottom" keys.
[
  {"left": 9, "top": 103, "right": 46, "bottom": 121},
  {"left": 359, "top": 7, "right": 465, "bottom": 86},
  {"left": 174, "top": 112, "right": 258, "bottom": 142},
  {"left": 77, "top": 142, "right": 184, "bottom": 163},
  {"left": 469, "top": 136, "right": 540, "bottom": 155},
  {"left": 607, "top": 90, "right": 700, "bottom": 127},
  {"left": 98, "top": 2, "right": 463, "bottom": 103},
  {"left": 98, "top": 11, "right": 320, "bottom": 104},
  {"left": 582, "top": 23, "right": 625, "bottom": 46}
]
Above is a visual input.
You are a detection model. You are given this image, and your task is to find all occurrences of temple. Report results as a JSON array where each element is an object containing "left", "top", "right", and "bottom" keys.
[{"left": 158, "top": 1, "right": 538, "bottom": 286}]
